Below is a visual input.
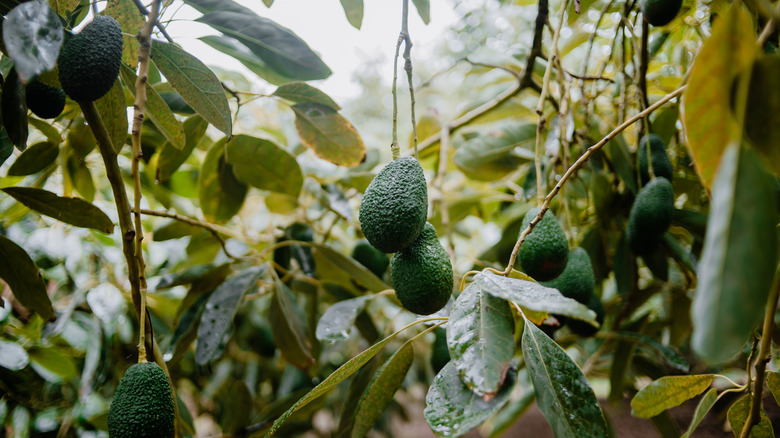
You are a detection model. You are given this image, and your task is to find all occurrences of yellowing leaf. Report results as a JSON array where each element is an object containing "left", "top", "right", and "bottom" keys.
[
  {"left": 292, "top": 103, "right": 366, "bottom": 167},
  {"left": 630, "top": 374, "right": 713, "bottom": 418}
]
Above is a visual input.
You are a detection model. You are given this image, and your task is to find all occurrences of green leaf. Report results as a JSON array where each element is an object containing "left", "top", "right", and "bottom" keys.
[
  {"left": 120, "top": 64, "right": 186, "bottom": 150},
  {"left": 197, "top": 10, "right": 331, "bottom": 81},
  {"left": 0, "top": 234, "right": 53, "bottom": 320},
  {"left": 682, "top": 5, "right": 755, "bottom": 189},
  {"left": 351, "top": 340, "right": 414, "bottom": 437},
  {"left": 681, "top": 388, "right": 718, "bottom": 438},
  {"left": 744, "top": 56, "right": 780, "bottom": 174},
  {"left": 692, "top": 144, "right": 778, "bottom": 363},
  {"left": 182, "top": 0, "right": 250, "bottom": 14},
  {"left": 315, "top": 295, "right": 371, "bottom": 342},
  {"left": 7, "top": 141, "right": 58, "bottom": 176},
  {"left": 448, "top": 278, "right": 514, "bottom": 399},
  {"left": 197, "top": 139, "right": 248, "bottom": 223},
  {"left": 152, "top": 220, "right": 202, "bottom": 241},
  {"left": 0, "top": 127, "right": 14, "bottom": 166},
  {"left": 264, "top": 323, "right": 406, "bottom": 437},
  {"left": 611, "top": 331, "right": 689, "bottom": 372},
  {"left": 476, "top": 271, "right": 598, "bottom": 326},
  {"left": 222, "top": 381, "right": 253, "bottom": 433},
  {"left": 291, "top": 103, "right": 365, "bottom": 167},
  {"left": 199, "top": 35, "right": 297, "bottom": 86},
  {"left": 27, "top": 117, "right": 62, "bottom": 145},
  {"left": 605, "top": 134, "right": 637, "bottom": 193},
  {"left": 273, "top": 82, "right": 340, "bottom": 110},
  {"left": 522, "top": 319, "right": 608, "bottom": 438},
  {"left": 151, "top": 39, "right": 232, "bottom": 137},
  {"left": 0, "top": 339, "right": 29, "bottom": 370},
  {"left": 767, "top": 372, "right": 780, "bottom": 407},
  {"left": 28, "top": 347, "right": 77, "bottom": 381},
  {"left": 411, "top": 0, "right": 430, "bottom": 24},
  {"left": 94, "top": 79, "right": 128, "bottom": 153},
  {"left": 310, "top": 243, "right": 390, "bottom": 293},
  {"left": 340, "top": 0, "right": 363, "bottom": 29},
  {"left": 630, "top": 374, "right": 714, "bottom": 418},
  {"left": 195, "top": 265, "right": 264, "bottom": 365},
  {"left": 452, "top": 123, "right": 535, "bottom": 181},
  {"left": 224, "top": 134, "right": 303, "bottom": 197},
  {"left": 2, "top": 1, "right": 63, "bottom": 82},
  {"left": 270, "top": 279, "right": 314, "bottom": 369},
  {"left": 1, "top": 68, "right": 28, "bottom": 150},
  {"left": 424, "top": 361, "right": 515, "bottom": 437},
  {"left": 166, "top": 292, "right": 209, "bottom": 367},
  {"left": 1, "top": 187, "right": 114, "bottom": 233},
  {"left": 336, "top": 356, "right": 382, "bottom": 437},
  {"left": 106, "top": 0, "right": 145, "bottom": 69},
  {"left": 157, "top": 115, "right": 208, "bottom": 182},
  {"left": 727, "top": 394, "right": 775, "bottom": 438}
]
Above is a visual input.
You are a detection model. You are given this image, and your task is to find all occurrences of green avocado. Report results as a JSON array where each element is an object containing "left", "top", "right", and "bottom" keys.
[
  {"left": 391, "top": 223, "right": 453, "bottom": 315},
  {"left": 567, "top": 294, "right": 605, "bottom": 337},
  {"left": 58, "top": 16, "right": 123, "bottom": 102},
  {"left": 25, "top": 81, "right": 65, "bottom": 119},
  {"left": 541, "top": 247, "right": 595, "bottom": 305},
  {"left": 517, "top": 208, "right": 569, "bottom": 281},
  {"left": 638, "top": 134, "right": 673, "bottom": 184},
  {"left": 641, "top": 0, "right": 682, "bottom": 26},
  {"left": 108, "top": 362, "right": 175, "bottom": 438},
  {"left": 627, "top": 177, "right": 675, "bottom": 255},
  {"left": 352, "top": 239, "right": 390, "bottom": 278},
  {"left": 431, "top": 327, "right": 450, "bottom": 373},
  {"left": 359, "top": 156, "right": 428, "bottom": 253}
]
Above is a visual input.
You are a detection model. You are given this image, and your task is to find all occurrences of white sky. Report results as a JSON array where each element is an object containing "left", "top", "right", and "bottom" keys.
[{"left": 165, "top": 0, "right": 458, "bottom": 100}]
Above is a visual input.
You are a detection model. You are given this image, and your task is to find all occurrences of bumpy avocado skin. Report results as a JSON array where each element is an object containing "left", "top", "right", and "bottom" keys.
[
  {"left": 391, "top": 223, "right": 453, "bottom": 315},
  {"left": 541, "top": 247, "right": 595, "bottom": 305},
  {"left": 518, "top": 208, "right": 569, "bottom": 281},
  {"left": 431, "top": 327, "right": 450, "bottom": 373},
  {"left": 25, "top": 81, "right": 66, "bottom": 119},
  {"left": 58, "top": 16, "right": 123, "bottom": 102},
  {"left": 626, "top": 177, "right": 674, "bottom": 255},
  {"left": 359, "top": 156, "right": 428, "bottom": 253},
  {"left": 638, "top": 134, "right": 673, "bottom": 184},
  {"left": 567, "top": 294, "right": 605, "bottom": 337},
  {"left": 641, "top": 0, "right": 682, "bottom": 26},
  {"left": 108, "top": 362, "right": 175, "bottom": 438},
  {"left": 352, "top": 239, "right": 390, "bottom": 278}
]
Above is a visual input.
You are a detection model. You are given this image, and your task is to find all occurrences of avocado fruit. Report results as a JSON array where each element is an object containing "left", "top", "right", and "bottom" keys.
[
  {"left": 517, "top": 208, "right": 569, "bottom": 281},
  {"left": 352, "top": 239, "right": 390, "bottom": 278},
  {"left": 567, "top": 294, "right": 605, "bottom": 337},
  {"left": 359, "top": 156, "right": 428, "bottom": 253},
  {"left": 108, "top": 362, "right": 175, "bottom": 438},
  {"left": 641, "top": 0, "right": 683, "bottom": 26},
  {"left": 58, "top": 15, "right": 123, "bottom": 102},
  {"left": 391, "top": 223, "right": 453, "bottom": 315},
  {"left": 638, "top": 134, "right": 673, "bottom": 184},
  {"left": 25, "top": 81, "right": 66, "bottom": 119},
  {"left": 626, "top": 177, "right": 675, "bottom": 255},
  {"left": 541, "top": 247, "right": 595, "bottom": 305},
  {"left": 431, "top": 327, "right": 450, "bottom": 373}
]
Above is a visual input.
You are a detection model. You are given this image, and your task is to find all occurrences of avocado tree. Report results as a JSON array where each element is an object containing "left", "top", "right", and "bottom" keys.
[{"left": 0, "top": 0, "right": 778, "bottom": 436}]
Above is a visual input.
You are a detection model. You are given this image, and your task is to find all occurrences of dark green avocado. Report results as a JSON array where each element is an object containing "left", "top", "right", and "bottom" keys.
[
  {"left": 641, "top": 0, "right": 683, "bottom": 26},
  {"left": 359, "top": 156, "right": 428, "bottom": 253},
  {"left": 25, "top": 80, "right": 66, "bottom": 119},
  {"left": 391, "top": 223, "right": 453, "bottom": 315},
  {"left": 352, "top": 239, "right": 390, "bottom": 278},
  {"left": 541, "top": 247, "right": 595, "bottom": 305},
  {"left": 108, "top": 362, "right": 175, "bottom": 438},
  {"left": 517, "top": 208, "right": 569, "bottom": 281},
  {"left": 58, "top": 15, "right": 123, "bottom": 102},
  {"left": 638, "top": 134, "right": 673, "bottom": 184},
  {"left": 567, "top": 294, "right": 605, "bottom": 337},
  {"left": 626, "top": 177, "right": 675, "bottom": 255}
]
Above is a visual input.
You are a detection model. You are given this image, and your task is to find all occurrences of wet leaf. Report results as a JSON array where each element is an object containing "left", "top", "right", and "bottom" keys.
[
  {"left": 727, "top": 394, "right": 775, "bottom": 438},
  {"left": 292, "top": 103, "right": 366, "bottom": 167},
  {"left": 195, "top": 265, "right": 264, "bottom": 365},
  {"left": 0, "top": 340, "right": 30, "bottom": 370},
  {"left": 225, "top": 134, "right": 303, "bottom": 197},
  {"left": 681, "top": 388, "right": 718, "bottom": 438},
  {"left": 270, "top": 279, "right": 314, "bottom": 369},
  {"left": 316, "top": 295, "right": 371, "bottom": 342},
  {"left": 1, "top": 68, "right": 28, "bottom": 150},
  {"left": 424, "top": 361, "right": 515, "bottom": 437},
  {"left": 447, "top": 278, "right": 514, "bottom": 399},
  {"left": 522, "top": 319, "right": 608, "bottom": 438},
  {"left": 151, "top": 40, "right": 232, "bottom": 137},
  {"left": 352, "top": 340, "right": 413, "bottom": 437},
  {"left": 631, "top": 374, "right": 713, "bottom": 418},
  {"left": 2, "top": 187, "right": 113, "bottom": 233},
  {"left": 198, "top": 139, "right": 248, "bottom": 223},
  {"left": 340, "top": 0, "right": 363, "bottom": 29},
  {"left": 682, "top": 5, "right": 755, "bottom": 188},
  {"left": 692, "top": 145, "right": 778, "bottom": 363},
  {"left": 7, "top": 141, "right": 58, "bottom": 176},
  {"left": 94, "top": 80, "right": 127, "bottom": 153},
  {"left": 0, "top": 234, "right": 53, "bottom": 320},
  {"left": 2, "top": 1, "right": 63, "bottom": 82}
]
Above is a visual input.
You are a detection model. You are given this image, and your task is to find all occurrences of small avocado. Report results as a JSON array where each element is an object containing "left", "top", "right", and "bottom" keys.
[
  {"left": 517, "top": 208, "right": 569, "bottom": 281},
  {"left": 391, "top": 223, "right": 453, "bottom": 315},
  {"left": 431, "top": 327, "right": 450, "bottom": 373},
  {"left": 359, "top": 156, "right": 428, "bottom": 253},
  {"left": 541, "top": 247, "right": 595, "bottom": 305},
  {"left": 641, "top": 0, "right": 683, "bottom": 26},
  {"left": 25, "top": 81, "right": 66, "bottom": 119},
  {"left": 627, "top": 177, "right": 675, "bottom": 255},
  {"left": 108, "top": 362, "right": 175, "bottom": 438},
  {"left": 638, "top": 134, "right": 673, "bottom": 184},
  {"left": 352, "top": 239, "right": 390, "bottom": 278},
  {"left": 567, "top": 294, "right": 605, "bottom": 337},
  {"left": 58, "top": 15, "right": 123, "bottom": 102}
]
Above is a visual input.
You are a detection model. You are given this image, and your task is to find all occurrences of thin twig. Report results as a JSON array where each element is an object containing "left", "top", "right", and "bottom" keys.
[
  {"left": 129, "top": 0, "right": 174, "bottom": 43},
  {"left": 136, "top": 209, "right": 242, "bottom": 260},
  {"left": 399, "top": 0, "right": 418, "bottom": 159}
]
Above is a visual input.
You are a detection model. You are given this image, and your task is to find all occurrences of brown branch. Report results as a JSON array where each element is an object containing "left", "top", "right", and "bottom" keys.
[{"left": 136, "top": 209, "right": 242, "bottom": 260}]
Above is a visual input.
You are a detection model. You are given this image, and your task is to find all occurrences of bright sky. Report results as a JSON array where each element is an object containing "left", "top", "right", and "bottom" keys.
[{"left": 165, "top": 0, "right": 458, "bottom": 100}]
